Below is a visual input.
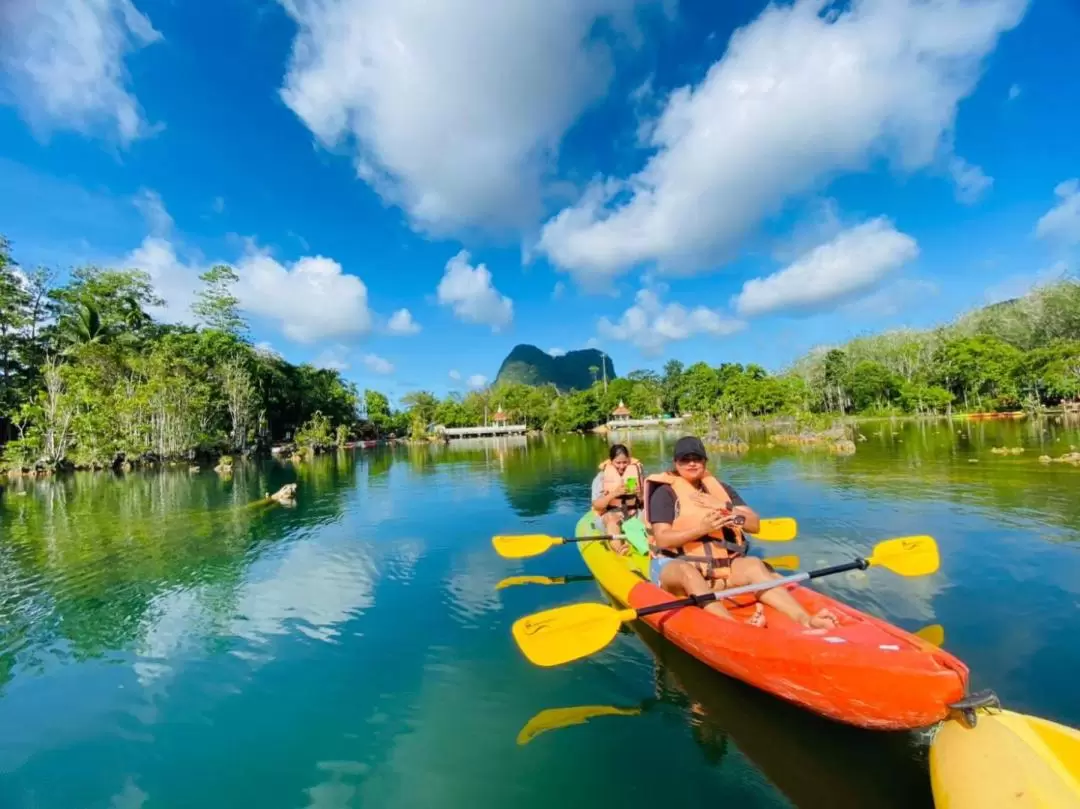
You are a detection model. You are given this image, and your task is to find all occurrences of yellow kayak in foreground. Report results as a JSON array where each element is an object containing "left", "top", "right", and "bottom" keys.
[{"left": 930, "top": 696, "right": 1080, "bottom": 808}]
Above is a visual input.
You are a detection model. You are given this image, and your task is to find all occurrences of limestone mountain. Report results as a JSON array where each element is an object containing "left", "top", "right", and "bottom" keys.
[{"left": 494, "top": 345, "right": 616, "bottom": 392}]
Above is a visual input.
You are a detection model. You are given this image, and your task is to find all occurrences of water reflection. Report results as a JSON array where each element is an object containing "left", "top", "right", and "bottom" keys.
[
  {"left": 634, "top": 623, "right": 933, "bottom": 809},
  {"left": 1, "top": 418, "right": 1079, "bottom": 808}
]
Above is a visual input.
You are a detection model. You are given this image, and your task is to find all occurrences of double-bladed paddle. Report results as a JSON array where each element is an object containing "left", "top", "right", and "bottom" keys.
[
  {"left": 511, "top": 535, "right": 940, "bottom": 668},
  {"left": 492, "top": 516, "right": 797, "bottom": 559},
  {"left": 494, "top": 555, "right": 802, "bottom": 591}
]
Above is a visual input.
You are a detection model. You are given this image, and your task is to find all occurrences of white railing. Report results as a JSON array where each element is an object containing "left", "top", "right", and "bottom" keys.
[
  {"left": 437, "top": 424, "right": 529, "bottom": 438},
  {"left": 607, "top": 417, "right": 686, "bottom": 428}
]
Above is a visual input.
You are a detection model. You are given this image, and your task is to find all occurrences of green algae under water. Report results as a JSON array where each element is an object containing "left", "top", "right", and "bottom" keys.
[{"left": 2, "top": 418, "right": 1080, "bottom": 808}]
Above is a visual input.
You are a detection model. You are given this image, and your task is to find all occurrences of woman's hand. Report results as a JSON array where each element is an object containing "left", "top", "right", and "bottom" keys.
[{"left": 698, "top": 509, "right": 729, "bottom": 535}]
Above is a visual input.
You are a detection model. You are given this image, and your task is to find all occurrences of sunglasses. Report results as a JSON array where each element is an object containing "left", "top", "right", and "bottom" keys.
[{"left": 676, "top": 454, "right": 705, "bottom": 464}]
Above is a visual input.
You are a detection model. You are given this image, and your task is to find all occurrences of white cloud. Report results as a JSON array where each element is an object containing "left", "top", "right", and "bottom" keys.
[
  {"left": 314, "top": 345, "right": 351, "bottom": 371},
  {"left": 448, "top": 369, "right": 462, "bottom": 381},
  {"left": 538, "top": 0, "right": 1026, "bottom": 279},
  {"left": 1035, "top": 179, "right": 1080, "bottom": 246},
  {"left": 277, "top": 0, "right": 664, "bottom": 234},
  {"left": 362, "top": 353, "right": 394, "bottom": 374},
  {"left": 734, "top": 218, "right": 919, "bottom": 317},
  {"left": 548, "top": 347, "right": 567, "bottom": 357},
  {"left": 467, "top": 374, "right": 488, "bottom": 389},
  {"left": 598, "top": 288, "right": 745, "bottom": 356},
  {"left": 0, "top": 0, "right": 162, "bottom": 144},
  {"left": 236, "top": 248, "right": 373, "bottom": 343},
  {"left": 386, "top": 308, "right": 421, "bottom": 335},
  {"left": 122, "top": 236, "right": 376, "bottom": 343},
  {"left": 949, "top": 157, "right": 993, "bottom": 204},
  {"left": 133, "top": 188, "right": 173, "bottom": 236},
  {"left": 118, "top": 194, "right": 376, "bottom": 345},
  {"left": 1008, "top": 83, "right": 1021, "bottom": 101},
  {"left": 436, "top": 250, "right": 513, "bottom": 331},
  {"left": 122, "top": 236, "right": 202, "bottom": 325},
  {"left": 552, "top": 281, "right": 566, "bottom": 300}
]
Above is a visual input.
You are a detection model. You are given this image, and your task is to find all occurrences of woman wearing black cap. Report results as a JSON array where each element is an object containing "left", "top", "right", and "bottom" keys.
[{"left": 643, "top": 436, "right": 837, "bottom": 630}]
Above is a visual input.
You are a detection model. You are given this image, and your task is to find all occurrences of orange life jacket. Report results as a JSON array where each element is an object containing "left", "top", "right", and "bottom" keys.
[
  {"left": 594, "top": 457, "right": 644, "bottom": 515},
  {"left": 642, "top": 472, "right": 747, "bottom": 579}
]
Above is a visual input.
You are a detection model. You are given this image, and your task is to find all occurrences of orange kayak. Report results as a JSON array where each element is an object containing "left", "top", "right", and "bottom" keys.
[{"left": 574, "top": 513, "right": 969, "bottom": 730}]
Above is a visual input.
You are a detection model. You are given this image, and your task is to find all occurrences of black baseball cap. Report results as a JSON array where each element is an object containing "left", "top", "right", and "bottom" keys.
[{"left": 673, "top": 436, "right": 708, "bottom": 461}]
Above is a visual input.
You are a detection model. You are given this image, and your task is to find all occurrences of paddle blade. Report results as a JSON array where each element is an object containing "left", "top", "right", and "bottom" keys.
[
  {"left": 752, "top": 517, "right": 797, "bottom": 542},
  {"left": 915, "top": 624, "right": 946, "bottom": 647},
  {"left": 496, "top": 575, "right": 561, "bottom": 590},
  {"left": 868, "top": 535, "right": 940, "bottom": 577},
  {"left": 516, "top": 705, "right": 641, "bottom": 746},
  {"left": 764, "top": 554, "right": 800, "bottom": 571},
  {"left": 512, "top": 603, "right": 635, "bottom": 667},
  {"left": 492, "top": 534, "right": 561, "bottom": 559}
]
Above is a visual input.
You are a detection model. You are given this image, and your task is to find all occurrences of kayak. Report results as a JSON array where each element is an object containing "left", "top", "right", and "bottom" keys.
[
  {"left": 632, "top": 619, "right": 934, "bottom": 809},
  {"left": 574, "top": 512, "right": 969, "bottom": 730},
  {"left": 930, "top": 702, "right": 1080, "bottom": 808}
]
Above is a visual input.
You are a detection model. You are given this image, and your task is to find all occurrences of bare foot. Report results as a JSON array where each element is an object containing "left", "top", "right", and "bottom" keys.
[
  {"left": 746, "top": 603, "right": 767, "bottom": 628},
  {"left": 610, "top": 538, "right": 630, "bottom": 556},
  {"left": 805, "top": 608, "right": 839, "bottom": 630}
]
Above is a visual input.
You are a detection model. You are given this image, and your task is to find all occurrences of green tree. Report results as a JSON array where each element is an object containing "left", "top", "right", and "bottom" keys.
[
  {"left": 845, "top": 360, "right": 901, "bottom": 413},
  {"left": 362, "top": 389, "right": 392, "bottom": 436},
  {"left": 661, "top": 359, "right": 684, "bottom": 414},
  {"left": 193, "top": 264, "right": 246, "bottom": 336},
  {"left": 0, "top": 239, "right": 31, "bottom": 434},
  {"left": 48, "top": 266, "right": 162, "bottom": 348},
  {"left": 401, "top": 390, "right": 439, "bottom": 426}
]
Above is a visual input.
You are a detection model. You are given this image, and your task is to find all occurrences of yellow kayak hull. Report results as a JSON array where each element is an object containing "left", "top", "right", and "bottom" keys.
[{"left": 930, "top": 709, "right": 1080, "bottom": 808}]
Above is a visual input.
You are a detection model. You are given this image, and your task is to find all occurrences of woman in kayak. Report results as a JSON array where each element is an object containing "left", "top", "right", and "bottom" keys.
[
  {"left": 644, "top": 436, "right": 838, "bottom": 630},
  {"left": 591, "top": 443, "right": 644, "bottom": 555}
]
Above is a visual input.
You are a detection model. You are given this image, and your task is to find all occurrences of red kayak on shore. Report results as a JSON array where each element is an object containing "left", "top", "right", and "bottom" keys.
[{"left": 574, "top": 513, "right": 969, "bottom": 731}]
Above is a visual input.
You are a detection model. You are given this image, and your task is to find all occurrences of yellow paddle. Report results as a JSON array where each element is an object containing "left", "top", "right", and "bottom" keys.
[
  {"left": 495, "top": 574, "right": 593, "bottom": 590},
  {"left": 493, "top": 517, "right": 798, "bottom": 559},
  {"left": 762, "top": 555, "right": 800, "bottom": 571},
  {"left": 511, "top": 536, "right": 940, "bottom": 668},
  {"left": 516, "top": 705, "right": 643, "bottom": 745},
  {"left": 495, "top": 555, "right": 800, "bottom": 591},
  {"left": 915, "top": 623, "right": 946, "bottom": 647}
]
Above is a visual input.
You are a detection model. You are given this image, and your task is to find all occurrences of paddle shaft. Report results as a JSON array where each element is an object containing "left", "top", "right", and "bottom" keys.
[{"left": 635, "top": 558, "right": 870, "bottom": 619}]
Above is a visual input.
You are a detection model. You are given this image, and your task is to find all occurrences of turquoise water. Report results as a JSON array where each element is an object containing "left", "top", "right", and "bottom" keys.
[{"left": 2, "top": 421, "right": 1080, "bottom": 808}]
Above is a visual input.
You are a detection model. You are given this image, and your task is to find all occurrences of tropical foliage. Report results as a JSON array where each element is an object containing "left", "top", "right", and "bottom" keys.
[
  {"left": 3, "top": 231, "right": 1078, "bottom": 471},
  {"left": 405, "top": 278, "right": 1080, "bottom": 433},
  {"left": 0, "top": 239, "right": 360, "bottom": 470}
]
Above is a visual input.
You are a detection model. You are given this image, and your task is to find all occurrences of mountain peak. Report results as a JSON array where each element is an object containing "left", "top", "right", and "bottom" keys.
[{"left": 494, "top": 344, "right": 616, "bottom": 391}]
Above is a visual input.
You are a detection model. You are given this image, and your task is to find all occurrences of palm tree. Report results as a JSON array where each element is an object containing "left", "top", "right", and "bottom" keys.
[{"left": 71, "top": 299, "right": 105, "bottom": 345}]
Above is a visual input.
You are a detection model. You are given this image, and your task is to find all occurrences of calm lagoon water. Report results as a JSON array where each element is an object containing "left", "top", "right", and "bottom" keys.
[{"left": 2, "top": 419, "right": 1079, "bottom": 808}]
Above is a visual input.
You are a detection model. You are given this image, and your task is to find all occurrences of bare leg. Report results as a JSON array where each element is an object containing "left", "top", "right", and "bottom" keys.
[
  {"left": 728, "top": 557, "right": 838, "bottom": 629},
  {"left": 602, "top": 513, "right": 629, "bottom": 555},
  {"left": 659, "top": 561, "right": 743, "bottom": 622}
]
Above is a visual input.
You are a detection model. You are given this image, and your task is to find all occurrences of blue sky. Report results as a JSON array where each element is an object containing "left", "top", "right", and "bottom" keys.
[{"left": 1, "top": 0, "right": 1078, "bottom": 404}]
